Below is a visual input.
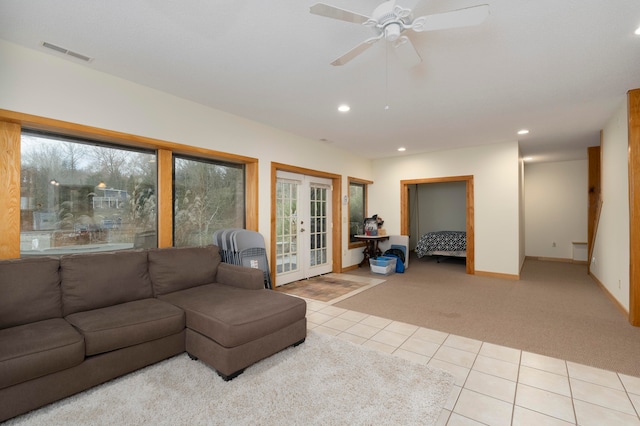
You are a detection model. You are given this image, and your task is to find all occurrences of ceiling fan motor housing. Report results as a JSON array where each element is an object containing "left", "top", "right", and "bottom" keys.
[{"left": 373, "top": 1, "right": 412, "bottom": 41}]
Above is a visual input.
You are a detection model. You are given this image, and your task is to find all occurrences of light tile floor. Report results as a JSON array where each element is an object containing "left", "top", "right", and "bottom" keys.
[{"left": 300, "top": 294, "right": 640, "bottom": 425}]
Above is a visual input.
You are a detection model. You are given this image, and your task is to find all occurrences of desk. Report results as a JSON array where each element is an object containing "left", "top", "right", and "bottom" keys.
[{"left": 354, "top": 234, "right": 389, "bottom": 267}]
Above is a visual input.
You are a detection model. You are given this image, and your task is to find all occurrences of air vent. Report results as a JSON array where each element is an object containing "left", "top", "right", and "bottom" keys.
[{"left": 41, "top": 41, "right": 94, "bottom": 62}]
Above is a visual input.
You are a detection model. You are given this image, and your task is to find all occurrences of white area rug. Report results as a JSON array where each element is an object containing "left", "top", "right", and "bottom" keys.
[{"left": 8, "top": 331, "right": 455, "bottom": 425}]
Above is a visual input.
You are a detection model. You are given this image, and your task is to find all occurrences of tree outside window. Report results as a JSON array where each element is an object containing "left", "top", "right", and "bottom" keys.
[{"left": 173, "top": 156, "right": 245, "bottom": 247}]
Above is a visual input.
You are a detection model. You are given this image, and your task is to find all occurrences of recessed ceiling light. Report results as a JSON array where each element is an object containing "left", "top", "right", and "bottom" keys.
[
  {"left": 635, "top": 26, "right": 640, "bottom": 35},
  {"left": 517, "top": 129, "right": 530, "bottom": 135},
  {"left": 397, "top": 147, "right": 406, "bottom": 152},
  {"left": 523, "top": 156, "right": 533, "bottom": 162},
  {"left": 338, "top": 104, "right": 350, "bottom": 112}
]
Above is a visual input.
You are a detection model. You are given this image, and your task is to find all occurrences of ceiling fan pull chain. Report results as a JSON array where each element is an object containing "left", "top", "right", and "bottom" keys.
[{"left": 384, "top": 42, "right": 390, "bottom": 111}]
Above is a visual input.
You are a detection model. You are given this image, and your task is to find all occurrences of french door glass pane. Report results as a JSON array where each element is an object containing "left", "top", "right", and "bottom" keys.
[
  {"left": 276, "top": 180, "right": 298, "bottom": 274},
  {"left": 309, "top": 185, "right": 328, "bottom": 267}
]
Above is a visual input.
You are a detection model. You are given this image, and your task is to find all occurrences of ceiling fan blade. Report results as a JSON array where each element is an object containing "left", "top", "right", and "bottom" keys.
[
  {"left": 411, "top": 4, "right": 489, "bottom": 32},
  {"left": 393, "top": 36, "right": 422, "bottom": 68},
  {"left": 310, "top": 3, "right": 371, "bottom": 24},
  {"left": 330, "top": 37, "right": 381, "bottom": 66}
]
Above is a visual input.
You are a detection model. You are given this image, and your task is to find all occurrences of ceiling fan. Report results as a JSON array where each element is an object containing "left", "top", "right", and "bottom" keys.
[{"left": 310, "top": 1, "right": 489, "bottom": 67}]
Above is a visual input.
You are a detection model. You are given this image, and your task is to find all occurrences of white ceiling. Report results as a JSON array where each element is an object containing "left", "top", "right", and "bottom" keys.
[{"left": 1, "top": 0, "right": 639, "bottom": 161}]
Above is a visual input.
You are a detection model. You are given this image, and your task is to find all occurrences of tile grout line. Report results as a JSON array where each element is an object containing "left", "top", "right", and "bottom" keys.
[
  {"left": 510, "top": 347, "right": 523, "bottom": 426},
  {"left": 618, "top": 373, "right": 640, "bottom": 419}
]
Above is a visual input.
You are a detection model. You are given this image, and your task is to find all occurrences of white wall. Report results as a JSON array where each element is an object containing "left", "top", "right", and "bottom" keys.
[
  {"left": 1, "top": 40, "right": 525, "bottom": 276},
  {"left": 591, "top": 100, "right": 630, "bottom": 310},
  {"left": 408, "top": 181, "right": 466, "bottom": 249},
  {"left": 0, "top": 40, "right": 374, "bottom": 268},
  {"left": 524, "top": 160, "right": 588, "bottom": 259},
  {"left": 370, "top": 142, "right": 522, "bottom": 276}
]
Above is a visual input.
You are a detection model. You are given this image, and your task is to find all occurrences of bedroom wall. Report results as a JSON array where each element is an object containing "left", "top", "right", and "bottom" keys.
[
  {"left": 370, "top": 142, "right": 521, "bottom": 277},
  {"left": 590, "top": 99, "right": 630, "bottom": 310},
  {"left": 408, "top": 181, "right": 466, "bottom": 249},
  {"left": 524, "top": 159, "right": 588, "bottom": 260},
  {"left": 0, "top": 40, "right": 373, "bottom": 268}
]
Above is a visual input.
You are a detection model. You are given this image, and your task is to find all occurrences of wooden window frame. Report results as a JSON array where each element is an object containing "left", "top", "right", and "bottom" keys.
[{"left": 0, "top": 109, "right": 258, "bottom": 259}]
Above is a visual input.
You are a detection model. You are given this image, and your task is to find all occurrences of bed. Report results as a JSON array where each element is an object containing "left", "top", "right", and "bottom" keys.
[{"left": 415, "top": 231, "right": 466, "bottom": 259}]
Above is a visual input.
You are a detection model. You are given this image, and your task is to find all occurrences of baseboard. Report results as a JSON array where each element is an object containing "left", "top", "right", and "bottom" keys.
[
  {"left": 341, "top": 264, "right": 359, "bottom": 273},
  {"left": 589, "top": 272, "right": 630, "bottom": 319},
  {"left": 525, "top": 255, "right": 587, "bottom": 265},
  {"left": 474, "top": 270, "right": 519, "bottom": 280}
]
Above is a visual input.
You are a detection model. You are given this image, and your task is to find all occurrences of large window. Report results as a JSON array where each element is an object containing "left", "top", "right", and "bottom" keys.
[
  {"left": 173, "top": 155, "right": 245, "bottom": 247},
  {"left": 348, "top": 178, "right": 371, "bottom": 245},
  {"left": 20, "top": 131, "right": 157, "bottom": 255}
]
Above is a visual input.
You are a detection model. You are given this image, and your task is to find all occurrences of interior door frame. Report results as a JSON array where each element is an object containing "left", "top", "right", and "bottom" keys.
[
  {"left": 271, "top": 162, "right": 342, "bottom": 287},
  {"left": 400, "top": 175, "right": 475, "bottom": 275}
]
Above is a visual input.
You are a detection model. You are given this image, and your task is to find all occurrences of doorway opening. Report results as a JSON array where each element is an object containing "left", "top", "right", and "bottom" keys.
[{"left": 400, "top": 176, "right": 475, "bottom": 274}]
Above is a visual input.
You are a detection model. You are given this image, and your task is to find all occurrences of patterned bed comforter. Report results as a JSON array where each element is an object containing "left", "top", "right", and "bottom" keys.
[{"left": 415, "top": 231, "right": 466, "bottom": 258}]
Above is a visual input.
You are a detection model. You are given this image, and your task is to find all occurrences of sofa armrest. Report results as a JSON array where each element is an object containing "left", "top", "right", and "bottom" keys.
[{"left": 216, "top": 263, "right": 265, "bottom": 290}]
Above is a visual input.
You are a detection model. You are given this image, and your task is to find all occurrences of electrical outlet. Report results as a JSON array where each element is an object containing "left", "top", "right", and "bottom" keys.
[{"left": 592, "top": 256, "right": 596, "bottom": 265}]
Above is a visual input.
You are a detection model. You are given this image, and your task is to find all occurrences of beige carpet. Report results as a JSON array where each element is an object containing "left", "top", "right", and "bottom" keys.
[
  {"left": 7, "top": 331, "right": 455, "bottom": 425},
  {"left": 336, "top": 256, "right": 640, "bottom": 377}
]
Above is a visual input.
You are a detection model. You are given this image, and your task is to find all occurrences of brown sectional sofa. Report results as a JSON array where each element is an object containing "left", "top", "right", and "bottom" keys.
[{"left": 0, "top": 245, "right": 306, "bottom": 422}]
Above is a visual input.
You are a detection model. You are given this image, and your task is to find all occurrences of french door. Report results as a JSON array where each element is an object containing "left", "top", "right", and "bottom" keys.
[{"left": 275, "top": 171, "right": 333, "bottom": 286}]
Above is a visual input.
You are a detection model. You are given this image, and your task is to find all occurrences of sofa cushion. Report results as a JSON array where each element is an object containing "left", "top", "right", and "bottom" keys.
[
  {"left": 0, "top": 257, "right": 62, "bottom": 328},
  {"left": 65, "top": 298, "right": 185, "bottom": 356},
  {"left": 0, "top": 318, "right": 84, "bottom": 389},
  {"left": 0, "top": 256, "right": 62, "bottom": 329},
  {"left": 149, "top": 245, "right": 221, "bottom": 296},
  {"left": 159, "top": 283, "right": 306, "bottom": 348},
  {"left": 61, "top": 250, "right": 153, "bottom": 316}
]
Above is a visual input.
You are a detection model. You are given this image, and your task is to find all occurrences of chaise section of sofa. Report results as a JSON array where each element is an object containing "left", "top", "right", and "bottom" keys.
[{"left": 149, "top": 245, "right": 307, "bottom": 380}]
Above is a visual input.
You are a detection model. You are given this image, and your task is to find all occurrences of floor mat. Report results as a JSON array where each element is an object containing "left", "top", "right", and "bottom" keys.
[{"left": 279, "top": 274, "right": 383, "bottom": 303}]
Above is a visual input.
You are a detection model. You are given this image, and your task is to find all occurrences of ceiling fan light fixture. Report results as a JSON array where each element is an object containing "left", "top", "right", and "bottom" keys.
[{"left": 384, "top": 23, "right": 402, "bottom": 41}]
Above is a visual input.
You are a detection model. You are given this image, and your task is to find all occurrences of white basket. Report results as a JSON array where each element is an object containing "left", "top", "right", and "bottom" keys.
[{"left": 369, "top": 256, "right": 397, "bottom": 275}]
